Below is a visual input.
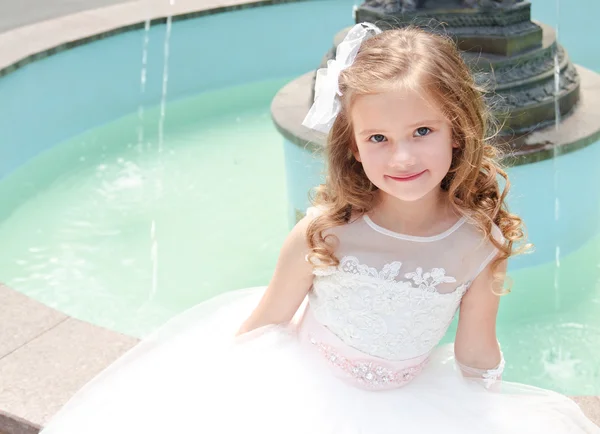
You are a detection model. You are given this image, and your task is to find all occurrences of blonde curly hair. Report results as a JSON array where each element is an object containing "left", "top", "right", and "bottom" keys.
[{"left": 306, "top": 26, "right": 529, "bottom": 290}]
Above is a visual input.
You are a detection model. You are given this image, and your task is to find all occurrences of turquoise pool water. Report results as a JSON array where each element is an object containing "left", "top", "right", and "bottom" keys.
[
  {"left": 0, "top": 0, "right": 599, "bottom": 395},
  {"left": 0, "top": 79, "right": 291, "bottom": 335}
]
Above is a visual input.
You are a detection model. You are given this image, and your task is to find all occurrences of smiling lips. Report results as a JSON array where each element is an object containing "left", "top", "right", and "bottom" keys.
[{"left": 386, "top": 170, "right": 426, "bottom": 182}]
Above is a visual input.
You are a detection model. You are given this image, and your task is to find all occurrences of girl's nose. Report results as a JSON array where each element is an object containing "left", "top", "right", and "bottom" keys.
[{"left": 389, "top": 141, "right": 416, "bottom": 168}]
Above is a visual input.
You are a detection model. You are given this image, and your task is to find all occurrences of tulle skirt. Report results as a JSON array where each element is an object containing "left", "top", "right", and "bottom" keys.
[{"left": 40, "top": 287, "right": 599, "bottom": 434}]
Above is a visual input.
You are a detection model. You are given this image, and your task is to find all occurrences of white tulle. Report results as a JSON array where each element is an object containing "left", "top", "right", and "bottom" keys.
[{"left": 40, "top": 287, "right": 599, "bottom": 434}]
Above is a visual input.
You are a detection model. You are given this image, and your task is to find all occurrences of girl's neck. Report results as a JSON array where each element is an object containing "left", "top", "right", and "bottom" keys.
[{"left": 369, "top": 188, "right": 459, "bottom": 237}]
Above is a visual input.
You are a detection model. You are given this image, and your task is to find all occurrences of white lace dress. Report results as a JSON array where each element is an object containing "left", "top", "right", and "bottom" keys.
[{"left": 40, "top": 209, "right": 600, "bottom": 434}]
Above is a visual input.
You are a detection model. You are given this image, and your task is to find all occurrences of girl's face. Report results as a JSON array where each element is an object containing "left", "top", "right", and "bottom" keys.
[{"left": 350, "top": 88, "right": 456, "bottom": 203}]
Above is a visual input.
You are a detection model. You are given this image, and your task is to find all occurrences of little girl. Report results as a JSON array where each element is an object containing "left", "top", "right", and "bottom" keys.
[{"left": 40, "top": 23, "right": 599, "bottom": 433}]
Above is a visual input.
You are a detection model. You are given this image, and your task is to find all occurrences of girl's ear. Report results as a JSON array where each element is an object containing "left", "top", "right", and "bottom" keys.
[{"left": 351, "top": 141, "right": 362, "bottom": 162}]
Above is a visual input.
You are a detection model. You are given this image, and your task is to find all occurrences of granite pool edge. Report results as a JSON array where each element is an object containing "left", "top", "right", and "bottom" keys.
[
  {"left": 0, "top": 282, "right": 140, "bottom": 432},
  {"left": 0, "top": 0, "right": 311, "bottom": 78}
]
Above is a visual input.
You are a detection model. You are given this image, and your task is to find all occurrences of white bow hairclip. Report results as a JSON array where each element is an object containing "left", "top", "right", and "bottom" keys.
[{"left": 302, "top": 22, "right": 382, "bottom": 134}]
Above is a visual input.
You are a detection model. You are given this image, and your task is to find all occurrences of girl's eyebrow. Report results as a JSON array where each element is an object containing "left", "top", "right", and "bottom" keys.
[
  {"left": 357, "top": 129, "right": 390, "bottom": 136},
  {"left": 407, "top": 119, "right": 444, "bottom": 128},
  {"left": 358, "top": 120, "right": 443, "bottom": 136}
]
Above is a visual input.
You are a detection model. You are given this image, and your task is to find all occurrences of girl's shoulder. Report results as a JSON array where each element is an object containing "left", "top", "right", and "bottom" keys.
[
  {"left": 461, "top": 213, "right": 505, "bottom": 246},
  {"left": 457, "top": 214, "right": 506, "bottom": 278}
]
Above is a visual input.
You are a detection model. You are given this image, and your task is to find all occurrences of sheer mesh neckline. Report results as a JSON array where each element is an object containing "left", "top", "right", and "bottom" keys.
[{"left": 362, "top": 214, "right": 466, "bottom": 242}]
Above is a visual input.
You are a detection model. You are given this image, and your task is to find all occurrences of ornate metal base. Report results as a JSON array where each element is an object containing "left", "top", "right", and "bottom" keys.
[
  {"left": 356, "top": 0, "right": 540, "bottom": 56},
  {"left": 320, "top": 21, "right": 579, "bottom": 135}
]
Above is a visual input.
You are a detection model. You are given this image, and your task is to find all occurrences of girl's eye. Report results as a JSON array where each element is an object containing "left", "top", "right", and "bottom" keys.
[
  {"left": 368, "top": 134, "right": 387, "bottom": 143},
  {"left": 414, "top": 127, "right": 431, "bottom": 137}
]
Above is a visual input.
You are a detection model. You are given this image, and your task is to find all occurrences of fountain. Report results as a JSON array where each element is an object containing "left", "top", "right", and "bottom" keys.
[{"left": 271, "top": 0, "right": 600, "bottom": 223}]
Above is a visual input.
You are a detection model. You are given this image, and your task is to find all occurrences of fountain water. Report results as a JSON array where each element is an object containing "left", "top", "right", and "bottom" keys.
[
  {"left": 148, "top": 0, "right": 176, "bottom": 303},
  {"left": 552, "top": 0, "right": 561, "bottom": 311},
  {"left": 158, "top": 3, "right": 174, "bottom": 155},
  {"left": 137, "top": 18, "right": 151, "bottom": 153}
]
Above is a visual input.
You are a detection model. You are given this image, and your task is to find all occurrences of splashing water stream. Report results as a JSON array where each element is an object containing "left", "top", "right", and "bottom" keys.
[
  {"left": 149, "top": 0, "right": 175, "bottom": 302},
  {"left": 137, "top": 18, "right": 151, "bottom": 153},
  {"left": 552, "top": 0, "right": 561, "bottom": 312}
]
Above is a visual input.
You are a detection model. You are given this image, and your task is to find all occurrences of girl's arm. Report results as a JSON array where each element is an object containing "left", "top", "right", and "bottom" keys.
[
  {"left": 454, "top": 259, "right": 507, "bottom": 386},
  {"left": 236, "top": 215, "right": 315, "bottom": 335}
]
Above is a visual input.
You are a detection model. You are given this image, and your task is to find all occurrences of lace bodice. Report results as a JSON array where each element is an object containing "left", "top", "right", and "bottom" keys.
[{"left": 306, "top": 208, "right": 501, "bottom": 362}]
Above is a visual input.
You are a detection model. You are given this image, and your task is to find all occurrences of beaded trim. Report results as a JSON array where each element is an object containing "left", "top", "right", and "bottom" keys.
[{"left": 309, "top": 335, "right": 428, "bottom": 389}]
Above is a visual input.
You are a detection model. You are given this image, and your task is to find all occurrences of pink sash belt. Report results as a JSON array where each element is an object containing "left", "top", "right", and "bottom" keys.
[{"left": 297, "top": 307, "right": 429, "bottom": 391}]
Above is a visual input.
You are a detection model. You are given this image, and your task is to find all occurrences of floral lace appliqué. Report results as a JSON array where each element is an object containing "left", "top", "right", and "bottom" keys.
[
  {"left": 404, "top": 267, "right": 457, "bottom": 292},
  {"left": 309, "top": 256, "right": 471, "bottom": 360},
  {"left": 339, "top": 256, "right": 402, "bottom": 281},
  {"left": 315, "top": 256, "right": 459, "bottom": 293}
]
